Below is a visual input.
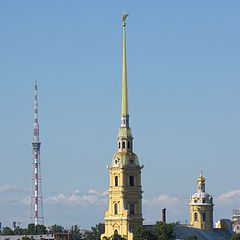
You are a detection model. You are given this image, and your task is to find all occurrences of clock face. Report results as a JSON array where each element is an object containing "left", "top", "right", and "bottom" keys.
[{"left": 114, "top": 158, "right": 119, "bottom": 166}]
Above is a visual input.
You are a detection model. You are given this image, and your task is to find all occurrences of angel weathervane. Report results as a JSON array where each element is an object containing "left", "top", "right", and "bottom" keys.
[{"left": 122, "top": 10, "right": 129, "bottom": 23}]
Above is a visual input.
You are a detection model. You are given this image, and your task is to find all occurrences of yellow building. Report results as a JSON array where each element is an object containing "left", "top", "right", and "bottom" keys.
[
  {"left": 101, "top": 14, "right": 143, "bottom": 240},
  {"left": 189, "top": 170, "right": 214, "bottom": 230}
]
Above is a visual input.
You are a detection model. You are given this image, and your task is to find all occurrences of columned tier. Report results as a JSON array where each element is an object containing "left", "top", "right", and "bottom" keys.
[{"left": 121, "top": 115, "right": 129, "bottom": 127}]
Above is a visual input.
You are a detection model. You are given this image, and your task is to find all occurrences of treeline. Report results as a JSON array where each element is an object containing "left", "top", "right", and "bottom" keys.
[
  {"left": 0, "top": 223, "right": 105, "bottom": 240},
  {"left": 0, "top": 222, "right": 176, "bottom": 240},
  {"left": 1, "top": 224, "right": 47, "bottom": 235},
  {"left": 5, "top": 221, "right": 239, "bottom": 240}
]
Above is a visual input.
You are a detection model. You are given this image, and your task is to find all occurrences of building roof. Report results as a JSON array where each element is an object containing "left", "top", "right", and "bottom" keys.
[
  {"left": 0, "top": 235, "right": 54, "bottom": 240},
  {"left": 190, "top": 192, "right": 213, "bottom": 205},
  {"left": 111, "top": 152, "right": 139, "bottom": 167},
  {"left": 174, "top": 225, "right": 233, "bottom": 240}
]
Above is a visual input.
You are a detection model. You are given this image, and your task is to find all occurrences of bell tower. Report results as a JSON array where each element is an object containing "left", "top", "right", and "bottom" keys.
[
  {"left": 101, "top": 14, "right": 143, "bottom": 240},
  {"left": 189, "top": 170, "right": 214, "bottom": 230}
]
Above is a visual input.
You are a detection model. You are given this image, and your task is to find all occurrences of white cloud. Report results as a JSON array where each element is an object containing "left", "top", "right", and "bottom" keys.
[
  {"left": 45, "top": 189, "right": 108, "bottom": 206},
  {"left": 74, "top": 189, "right": 80, "bottom": 194},
  {"left": 0, "top": 184, "right": 18, "bottom": 192},
  {"left": 67, "top": 194, "right": 82, "bottom": 204},
  {"left": 88, "top": 189, "right": 98, "bottom": 195},
  {"left": 217, "top": 190, "right": 240, "bottom": 200},
  {"left": 215, "top": 189, "right": 240, "bottom": 206},
  {"left": 143, "top": 194, "right": 180, "bottom": 207},
  {"left": 20, "top": 196, "right": 31, "bottom": 205},
  {"left": 82, "top": 194, "right": 98, "bottom": 204},
  {"left": 46, "top": 193, "right": 67, "bottom": 204},
  {"left": 102, "top": 190, "right": 108, "bottom": 196}
]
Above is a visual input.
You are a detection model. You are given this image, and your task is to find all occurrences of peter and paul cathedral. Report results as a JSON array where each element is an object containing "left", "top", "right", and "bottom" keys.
[{"left": 101, "top": 14, "right": 143, "bottom": 240}]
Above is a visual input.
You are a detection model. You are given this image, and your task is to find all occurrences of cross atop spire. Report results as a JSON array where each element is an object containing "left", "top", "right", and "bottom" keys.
[{"left": 200, "top": 166, "right": 203, "bottom": 177}]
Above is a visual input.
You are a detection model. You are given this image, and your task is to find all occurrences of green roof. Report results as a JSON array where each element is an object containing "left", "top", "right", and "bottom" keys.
[
  {"left": 111, "top": 152, "right": 139, "bottom": 167},
  {"left": 118, "top": 127, "right": 132, "bottom": 138}
]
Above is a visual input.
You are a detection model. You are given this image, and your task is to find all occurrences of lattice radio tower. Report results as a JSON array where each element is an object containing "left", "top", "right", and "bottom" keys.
[{"left": 31, "top": 80, "right": 44, "bottom": 225}]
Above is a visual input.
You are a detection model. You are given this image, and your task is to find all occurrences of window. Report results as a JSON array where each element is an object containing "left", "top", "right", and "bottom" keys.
[
  {"left": 202, "top": 199, "right": 205, "bottom": 203},
  {"left": 114, "top": 230, "right": 118, "bottom": 235},
  {"left": 194, "top": 213, "right": 198, "bottom": 221},
  {"left": 130, "top": 203, "right": 135, "bottom": 215},
  {"left": 115, "top": 176, "right": 118, "bottom": 186},
  {"left": 128, "top": 141, "right": 130, "bottom": 149},
  {"left": 122, "top": 142, "right": 125, "bottom": 149},
  {"left": 202, "top": 212, "right": 206, "bottom": 222},
  {"left": 118, "top": 142, "right": 120, "bottom": 149},
  {"left": 114, "top": 204, "right": 118, "bottom": 215},
  {"left": 130, "top": 176, "right": 134, "bottom": 186}
]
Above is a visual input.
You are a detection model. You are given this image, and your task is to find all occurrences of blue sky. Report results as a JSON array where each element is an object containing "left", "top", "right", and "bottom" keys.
[{"left": 0, "top": 0, "right": 239, "bottom": 230}]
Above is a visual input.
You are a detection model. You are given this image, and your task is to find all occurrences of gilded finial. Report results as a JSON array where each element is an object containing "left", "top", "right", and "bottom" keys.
[{"left": 122, "top": 10, "right": 129, "bottom": 26}]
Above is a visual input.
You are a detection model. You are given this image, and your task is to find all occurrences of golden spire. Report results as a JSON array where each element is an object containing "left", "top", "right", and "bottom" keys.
[{"left": 121, "top": 11, "right": 129, "bottom": 116}]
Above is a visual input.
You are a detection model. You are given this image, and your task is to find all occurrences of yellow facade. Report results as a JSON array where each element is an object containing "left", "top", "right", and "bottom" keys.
[
  {"left": 101, "top": 14, "right": 143, "bottom": 240},
  {"left": 101, "top": 162, "right": 143, "bottom": 240},
  {"left": 189, "top": 171, "right": 214, "bottom": 230}
]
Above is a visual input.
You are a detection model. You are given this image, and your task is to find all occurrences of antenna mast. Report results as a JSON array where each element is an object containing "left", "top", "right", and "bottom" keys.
[{"left": 31, "top": 80, "right": 44, "bottom": 225}]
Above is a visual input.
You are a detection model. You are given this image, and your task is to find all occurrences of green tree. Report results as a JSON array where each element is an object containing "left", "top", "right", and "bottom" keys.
[
  {"left": 27, "top": 224, "right": 36, "bottom": 235},
  {"left": 134, "top": 226, "right": 157, "bottom": 240},
  {"left": 70, "top": 225, "right": 82, "bottom": 240},
  {"left": 111, "top": 233, "right": 125, "bottom": 240},
  {"left": 83, "top": 230, "right": 93, "bottom": 240},
  {"left": 49, "top": 225, "right": 65, "bottom": 234},
  {"left": 2, "top": 227, "right": 14, "bottom": 235},
  {"left": 84, "top": 223, "right": 105, "bottom": 240},
  {"left": 91, "top": 223, "right": 105, "bottom": 240},
  {"left": 14, "top": 226, "right": 24, "bottom": 235},
  {"left": 153, "top": 221, "right": 175, "bottom": 240},
  {"left": 36, "top": 225, "right": 47, "bottom": 235},
  {"left": 231, "top": 234, "right": 240, "bottom": 240},
  {"left": 22, "top": 228, "right": 29, "bottom": 235}
]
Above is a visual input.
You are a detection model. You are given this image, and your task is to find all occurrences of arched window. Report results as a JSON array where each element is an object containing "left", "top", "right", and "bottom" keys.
[
  {"left": 118, "top": 142, "right": 120, "bottom": 149},
  {"left": 122, "top": 142, "right": 125, "bottom": 149},
  {"left": 130, "top": 203, "right": 135, "bottom": 215},
  {"left": 115, "top": 176, "right": 118, "bottom": 186},
  {"left": 194, "top": 212, "right": 198, "bottom": 221},
  {"left": 202, "top": 212, "right": 206, "bottom": 222},
  {"left": 114, "top": 203, "right": 118, "bottom": 215},
  {"left": 114, "top": 230, "right": 118, "bottom": 235},
  {"left": 130, "top": 176, "right": 134, "bottom": 186},
  {"left": 128, "top": 141, "right": 130, "bottom": 149}
]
